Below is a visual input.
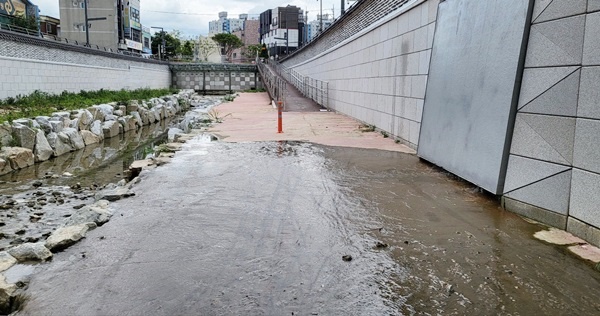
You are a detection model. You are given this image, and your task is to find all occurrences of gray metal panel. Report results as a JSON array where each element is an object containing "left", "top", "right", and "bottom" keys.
[{"left": 417, "top": 0, "right": 533, "bottom": 194}]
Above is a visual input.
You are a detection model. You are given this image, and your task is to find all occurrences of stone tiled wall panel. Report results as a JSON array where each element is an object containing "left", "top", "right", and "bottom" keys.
[
  {"left": 0, "top": 38, "right": 170, "bottom": 99},
  {"left": 504, "top": 0, "right": 600, "bottom": 245},
  {"left": 281, "top": 0, "right": 438, "bottom": 148}
]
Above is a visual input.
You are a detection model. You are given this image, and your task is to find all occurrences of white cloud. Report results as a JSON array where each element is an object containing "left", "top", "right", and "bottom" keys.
[{"left": 33, "top": 0, "right": 354, "bottom": 37}]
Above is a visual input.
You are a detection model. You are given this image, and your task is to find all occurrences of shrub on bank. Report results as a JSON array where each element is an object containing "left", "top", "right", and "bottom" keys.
[{"left": 0, "top": 88, "right": 179, "bottom": 123}]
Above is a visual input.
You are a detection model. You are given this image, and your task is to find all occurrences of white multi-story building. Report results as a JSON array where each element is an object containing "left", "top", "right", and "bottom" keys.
[
  {"left": 306, "top": 14, "right": 334, "bottom": 42},
  {"left": 208, "top": 12, "right": 247, "bottom": 35}
]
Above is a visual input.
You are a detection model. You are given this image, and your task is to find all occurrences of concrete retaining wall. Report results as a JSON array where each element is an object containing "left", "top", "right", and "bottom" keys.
[
  {"left": 503, "top": 1, "right": 600, "bottom": 245},
  {"left": 0, "top": 31, "right": 171, "bottom": 100},
  {"left": 171, "top": 64, "right": 259, "bottom": 92},
  {"left": 282, "top": 0, "right": 438, "bottom": 148}
]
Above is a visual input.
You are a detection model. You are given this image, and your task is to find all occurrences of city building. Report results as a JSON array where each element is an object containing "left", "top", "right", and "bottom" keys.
[
  {"left": 231, "top": 19, "right": 260, "bottom": 63},
  {"left": 39, "top": 15, "right": 60, "bottom": 36},
  {"left": 59, "top": 0, "right": 143, "bottom": 53},
  {"left": 142, "top": 26, "right": 151, "bottom": 54},
  {"left": 306, "top": 13, "right": 334, "bottom": 42},
  {"left": 209, "top": 12, "right": 248, "bottom": 35},
  {"left": 259, "top": 6, "right": 305, "bottom": 58},
  {"left": 0, "top": 0, "right": 38, "bottom": 26}
]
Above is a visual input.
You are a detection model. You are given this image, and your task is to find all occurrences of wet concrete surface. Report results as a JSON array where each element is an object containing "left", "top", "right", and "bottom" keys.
[{"left": 16, "top": 139, "right": 600, "bottom": 315}]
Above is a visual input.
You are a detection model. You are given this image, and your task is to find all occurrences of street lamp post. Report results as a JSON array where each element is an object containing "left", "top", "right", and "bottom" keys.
[
  {"left": 83, "top": 0, "right": 107, "bottom": 47},
  {"left": 151, "top": 26, "right": 165, "bottom": 60},
  {"left": 317, "top": 0, "right": 322, "bottom": 32}
]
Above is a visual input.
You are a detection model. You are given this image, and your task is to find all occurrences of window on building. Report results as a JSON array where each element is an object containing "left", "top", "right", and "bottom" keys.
[{"left": 46, "top": 23, "right": 52, "bottom": 33}]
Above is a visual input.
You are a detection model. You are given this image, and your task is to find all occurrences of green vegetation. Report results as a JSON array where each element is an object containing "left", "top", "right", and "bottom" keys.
[
  {"left": 11, "top": 14, "right": 39, "bottom": 32},
  {"left": 0, "top": 88, "right": 178, "bottom": 123},
  {"left": 380, "top": 131, "right": 389, "bottom": 138},
  {"left": 211, "top": 33, "right": 243, "bottom": 62},
  {"left": 359, "top": 124, "right": 376, "bottom": 132}
]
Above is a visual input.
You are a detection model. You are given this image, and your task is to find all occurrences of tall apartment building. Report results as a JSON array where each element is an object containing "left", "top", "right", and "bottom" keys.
[
  {"left": 208, "top": 12, "right": 247, "bottom": 35},
  {"left": 259, "top": 6, "right": 304, "bottom": 58},
  {"left": 306, "top": 14, "right": 334, "bottom": 42},
  {"left": 59, "top": 0, "right": 143, "bottom": 52}
]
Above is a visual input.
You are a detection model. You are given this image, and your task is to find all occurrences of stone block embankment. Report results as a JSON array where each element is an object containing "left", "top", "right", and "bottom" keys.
[{"left": 0, "top": 90, "right": 194, "bottom": 176}]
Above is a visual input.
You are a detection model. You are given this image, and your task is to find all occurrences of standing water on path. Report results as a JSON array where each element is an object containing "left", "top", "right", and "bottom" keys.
[{"left": 16, "top": 140, "right": 600, "bottom": 315}]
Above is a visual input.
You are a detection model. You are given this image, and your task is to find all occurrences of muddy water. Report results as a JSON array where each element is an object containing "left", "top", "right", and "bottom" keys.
[
  {"left": 0, "top": 119, "right": 173, "bottom": 251},
  {"left": 16, "top": 141, "right": 600, "bottom": 315}
]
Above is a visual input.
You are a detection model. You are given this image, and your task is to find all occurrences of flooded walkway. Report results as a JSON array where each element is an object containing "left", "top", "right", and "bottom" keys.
[{"left": 17, "top": 138, "right": 600, "bottom": 315}]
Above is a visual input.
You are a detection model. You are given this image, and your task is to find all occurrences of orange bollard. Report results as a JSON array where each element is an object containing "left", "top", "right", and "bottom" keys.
[{"left": 277, "top": 101, "right": 283, "bottom": 133}]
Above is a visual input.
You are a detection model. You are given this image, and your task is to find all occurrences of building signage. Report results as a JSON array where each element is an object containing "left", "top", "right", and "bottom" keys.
[
  {"left": 0, "top": 0, "right": 26, "bottom": 16},
  {"left": 126, "top": 39, "right": 143, "bottom": 51}
]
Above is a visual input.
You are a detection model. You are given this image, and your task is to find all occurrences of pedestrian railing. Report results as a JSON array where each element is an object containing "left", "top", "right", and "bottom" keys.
[
  {"left": 257, "top": 60, "right": 287, "bottom": 104},
  {"left": 266, "top": 59, "right": 329, "bottom": 109}
]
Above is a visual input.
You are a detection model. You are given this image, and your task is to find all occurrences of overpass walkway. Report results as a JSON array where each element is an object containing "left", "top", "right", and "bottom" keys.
[{"left": 257, "top": 60, "right": 326, "bottom": 112}]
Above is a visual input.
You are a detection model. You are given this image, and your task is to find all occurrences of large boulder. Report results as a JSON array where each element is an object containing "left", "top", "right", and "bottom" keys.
[
  {"left": 0, "top": 147, "right": 34, "bottom": 170},
  {"left": 46, "top": 132, "right": 73, "bottom": 156},
  {"left": 87, "top": 107, "right": 106, "bottom": 122},
  {"left": 51, "top": 112, "right": 71, "bottom": 128},
  {"left": 0, "top": 274, "right": 17, "bottom": 315},
  {"left": 168, "top": 128, "right": 184, "bottom": 142},
  {"left": 0, "top": 252, "right": 16, "bottom": 272},
  {"left": 11, "top": 124, "right": 36, "bottom": 150},
  {"left": 80, "top": 130, "right": 102, "bottom": 146},
  {"left": 76, "top": 109, "right": 94, "bottom": 131},
  {"left": 48, "top": 120, "right": 64, "bottom": 133},
  {"left": 0, "top": 122, "right": 13, "bottom": 147},
  {"left": 35, "top": 116, "right": 53, "bottom": 134},
  {"left": 63, "top": 128, "right": 85, "bottom": 150},
  {"left": 90, "top": 120, "right": 104, "bottom": 138},
  {"left": 7, "top": 242, "right": 52, "bottom": 262},
  {"left": 0, "top": 158, "right": 13, "bottom": 176},
  {"left": 130, "top": 111, "right": 143, "bottom": 129},
  {"left": 95, "top": 185, "right": 135, "bottom": 202},
  {"left": 33, "top": 129, "right": 53, "bottom": 162},
  {"left": 66, "top": 200, "right": 112, "bottom": 226},
  {"left": 102, "top": 121, "right": 120, "bottom": 138},
  {"left": 96, "top": 104, "right": 114, "bottom": 117},
  {"left": 45, "top": 224, "right": 90, "bottom": 252},
  {"left": 118, "top": 116, "right": 136, "bottom": 132}
]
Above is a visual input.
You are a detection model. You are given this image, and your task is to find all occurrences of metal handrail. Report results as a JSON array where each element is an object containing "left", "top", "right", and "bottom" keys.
[
  {"left": 257, "top": 60, "right": 286, "bottom": 104},
  {"left": 266, "top": 59, "right": 329, "bottom": 108}
]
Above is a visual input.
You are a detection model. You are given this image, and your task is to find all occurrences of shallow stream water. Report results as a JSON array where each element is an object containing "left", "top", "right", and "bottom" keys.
[{"left": 14, "top": 139, "right": 600, "bottom": 315}]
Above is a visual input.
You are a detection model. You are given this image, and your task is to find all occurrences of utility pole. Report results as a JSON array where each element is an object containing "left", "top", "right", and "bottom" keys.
[
  {"left": 317, "top": 0, "right": 322, "bottom": 32},
  {"left": 151, "top": 26, "right": 164, "bottom": 60},
  {"left": 83, "top": 0, "right": 107, "bottom": 47}
]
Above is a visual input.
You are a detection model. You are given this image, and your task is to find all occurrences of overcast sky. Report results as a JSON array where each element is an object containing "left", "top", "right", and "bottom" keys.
[{"left": 33, "top": 0, "right": 355, "bottom": 38}]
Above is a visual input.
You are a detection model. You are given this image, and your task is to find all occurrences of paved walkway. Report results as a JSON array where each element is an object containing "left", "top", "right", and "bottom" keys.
[
  {"left": 263, "top": 63, "right": 322, "bottom": 112},
  {"left": 208, "top": 92, "right": 415, "bottom": 154}
]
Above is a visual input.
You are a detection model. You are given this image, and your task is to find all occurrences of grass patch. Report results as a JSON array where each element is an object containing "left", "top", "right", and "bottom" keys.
[
  {"left": 0, "top": 88, "right": 179, "bottom": 123},
  {"left": 359, "top": 124, "right": 376, "bottom": 132},
  {"left": 242, "top": 88, "right": 266, "bottom": 93}
]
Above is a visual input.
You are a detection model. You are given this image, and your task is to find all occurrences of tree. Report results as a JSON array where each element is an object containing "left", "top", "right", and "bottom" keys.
[
  {"left": 259, "top": 43, "right": 269, "bottom": 59},
  {"left": 211, "top": 33, "right": 243, "bottom": 62},
  {"left": 12, "top": 14, "right": 38, "bottom": 32},
  {"left": 244, "top": 44, "right": 262, "bottom": 59},
  {"left": 179, "top": 40, "right": 194, "bottom": 57},
  {"left": 151, "top": 31, "right": 181, "bottom": 60},
  {"left": 197, "top": 37, "right": 218, "bottom": 62}
]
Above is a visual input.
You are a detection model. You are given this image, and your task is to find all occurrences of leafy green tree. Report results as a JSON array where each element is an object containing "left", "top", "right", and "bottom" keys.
[
  {"left": 211, "top": 33, "right": 243, "bottom": 62},
  {"left": 244, "top": 44, "right": 262, "bottom": 59},
  {"left": 151, "top": 31, "right": 181, "bottom": 59},
  {"left": 11, "top": 14, "right": 38, "bottom": 32},
  {"left": 179, "top": 40, "right": 194, "bottom": 56}
]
